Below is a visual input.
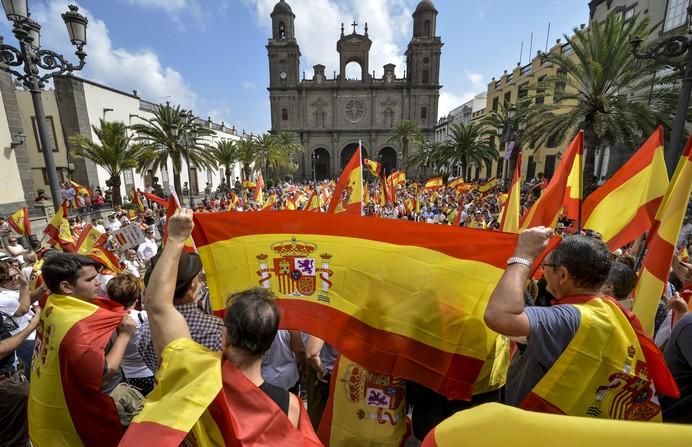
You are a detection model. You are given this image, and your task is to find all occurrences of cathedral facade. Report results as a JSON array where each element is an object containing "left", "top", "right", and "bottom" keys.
[{"left": 267, "top": 0, "right": 443, "bottom": 179}]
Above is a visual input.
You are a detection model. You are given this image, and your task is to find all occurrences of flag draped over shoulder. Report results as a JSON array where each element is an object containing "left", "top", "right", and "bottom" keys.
[
  {"left": 29, "top": 295, "right": 126, "bottom": 447},
  {"left": 192, "top": 211, "right": 517, "bottom": 399},
  {"left": 582, "top": 127, "right": 668, "bottom": 249},
  {"left": 521, "top": 131, "right": 583, "bottom": 229},
  {"left": 632, "top": 136, "right": 692, "bottom": 334},
  {"left": 328, "top": 145, "right": 363, "bottom": 215},
  {"left": 317, "top": 354, "right": 408, "bottom": 447},
  {"left": 421, "top": 403, "right": 692, "bottom": 447},
  {"left": 44, "top": 201, "right": 75, "bottom": 252},
  {"left": 121, "top": 338, "right": 321, "bottom": 446},
  {"left": 500, "top": 155, "right": 521, "bottom": 233},
  {"left": 8, "top": 207, "right": 31, "bottom": 236}
]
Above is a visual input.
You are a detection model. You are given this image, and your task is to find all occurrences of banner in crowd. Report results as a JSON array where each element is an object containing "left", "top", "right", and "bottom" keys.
[
  {"left": 29, "top": 295, "right": 126, "bottom": 447},
  {"left": 192, "top": 211, "right": 518, "bottom": 399},
  {"left": 113, "top": 224, "right": 145, "bottom": 250}
]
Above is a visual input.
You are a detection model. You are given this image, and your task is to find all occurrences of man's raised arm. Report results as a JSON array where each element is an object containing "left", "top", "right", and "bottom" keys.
[{"left": 145, "top": 208, "right": 193, "bottom": 358}]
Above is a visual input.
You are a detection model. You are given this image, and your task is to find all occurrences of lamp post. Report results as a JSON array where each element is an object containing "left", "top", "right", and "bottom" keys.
[
  {"left": 310, "top": 151, "right": 318, "bottom": 183},
  {"left": 0, "top": 2, "right": 88, "bottom": 211},
  {"left": 631, "top": 1, "right": 692, "bottom": 174},
  {"left": 499, "top": 106, "right": 516, "bottom": 190}
]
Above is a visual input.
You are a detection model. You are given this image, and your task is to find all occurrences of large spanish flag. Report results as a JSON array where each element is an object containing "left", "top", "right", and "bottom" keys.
[
  {"left": 328, "top": 144, "right": 363, "bottom": 215},
  {"left": 500, "top": 154, "right": 521, "bottom": 233},
  {"left": 632, "top": 136, "right": 692, "bottom": 334},
  {"left": 521, "top": 131, "right": 583, "bottom": 230},
  {"left": 191, "top": 211, "right": 517, "bottom": 399},
  {"left": 422, "top": 403, "right": 692, "bottom": 447},
  {"left": 8, "top": 206, "right": 31, "bottom": 236},
  {"left": 29, "top": 295, "right": 126, "bottom": 447},
  {"left": 317, "top": 354, "right": 408, "bottom": 447},
  {"left": 120, "top": 338, "right": 321, "bottom": 446},
  {"left": 582, "top": 127, "right": 668, "bottom": 250},
  {"left": 43, "top": 200, "right": 76, "bottom": 252}
]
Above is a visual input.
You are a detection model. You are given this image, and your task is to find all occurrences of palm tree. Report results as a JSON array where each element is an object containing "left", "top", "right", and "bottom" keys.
[
  {"left": 235, "top": 137, "right": 259, "bottom": 180},
  {"left": 254, "top": 132, "right": 304, "bottom": 180},
  {"left": 523, "top": 14, "right": 674, "bottom": 195},
  {"left": 406, "top": 141, "right": 449, "bottom": 177},
  {"left": 484, "top": 97, "right": 533, "bottom": 181},
  {"left": 69, "top": 119, "right": 142, "bottom": 206},
  {"left": 211, "top": 139, "right": 239, "bottom": 188},
  {"left": 130, "top": 104, "right": 216, "bottom": 198},
  {"left": 387, "top": 120, "right": 423, "bottom": 163},
  {"left": 442, "top": 122, "right": 499, "bottom": 180}
]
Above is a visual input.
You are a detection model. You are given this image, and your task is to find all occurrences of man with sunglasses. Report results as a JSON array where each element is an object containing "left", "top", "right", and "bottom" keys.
[{"left": 484, "top": 227, "right": 678, "bottom": 421}]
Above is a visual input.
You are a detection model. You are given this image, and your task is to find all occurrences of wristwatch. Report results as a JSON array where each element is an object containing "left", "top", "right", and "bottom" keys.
[{"left": 506, "top": 256, "right": 533, "bottom": 268}]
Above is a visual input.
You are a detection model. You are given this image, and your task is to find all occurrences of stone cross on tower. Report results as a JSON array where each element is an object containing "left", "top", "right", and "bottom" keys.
[{"left": 351, "top": 20, "right": 358, "bottom": 33}]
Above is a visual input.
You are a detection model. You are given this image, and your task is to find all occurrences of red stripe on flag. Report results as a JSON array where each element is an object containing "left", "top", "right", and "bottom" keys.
[
  {"left": 278, "top": 300, "right": 485, "bottom": 400},
  {"left": 642, "top": 225, "right": 677, "bottom": 281},
  {"left": 604, "top": 198, "right": 662, "bottom": 250},
  {"left": 120, "top": 421, "right": 190, "bottom": 445}
]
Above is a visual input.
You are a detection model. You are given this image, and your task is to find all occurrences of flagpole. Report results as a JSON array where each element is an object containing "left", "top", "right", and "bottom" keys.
[
  {"left": 359, "top": 140, "right": 364, "bottom": 216},
  {"left": 577, "top": 134, "right": 584, "bottom": 234}
]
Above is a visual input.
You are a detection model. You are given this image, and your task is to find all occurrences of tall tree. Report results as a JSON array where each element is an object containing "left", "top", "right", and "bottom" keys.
[
  {"left": 524, "top": 14, "right": 675, "bottom": 195},
  {"left": 69, "top": 119, "right": 141, "bottom": 206},
  {"left": 211, "top": 139, "right": 239, "bottom": 188},
  {"left": 130, "top": 104, "right": 216, "bottom": 198},
  {"left": 387, "top": 120, "right": 423, "bottom": 163},
  {"left": 442, "top": 122, "right": 499, "bottom": 180},
  {"left": 235, "top": 137, "right": 259, "bottom": 181}
]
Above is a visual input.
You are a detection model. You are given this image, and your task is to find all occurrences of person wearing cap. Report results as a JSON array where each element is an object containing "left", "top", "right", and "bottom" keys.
[
  {"left": 136, "top": 249, "right": 224, "bottom": 372},
  {"left": 136, "top": 227, "right": 158, "bottom": 263},
  {"left": 484, "top": 228, "right": 678, "bottom": 420},
  {"left": 107, "top": 214, "right": 122, "bottom": 233},
  {"left": 467, "top": 210, "right": 487, "bottom": 229}
]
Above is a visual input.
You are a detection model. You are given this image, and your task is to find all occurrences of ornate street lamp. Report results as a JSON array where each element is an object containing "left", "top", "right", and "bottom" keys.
[
  {"left": 0, "top": 2, "right": 87, "bottom": 211},
  {"left": 631, "top": 1, "right": 692, "bottom": 174},
  {"left": 310, "top": 151, "right": 318, "bottom": 183}
]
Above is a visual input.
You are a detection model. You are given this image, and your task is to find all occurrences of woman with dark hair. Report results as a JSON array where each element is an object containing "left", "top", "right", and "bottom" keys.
[{"left": 107, "top": 272, "right": 155, "bottom": 396}]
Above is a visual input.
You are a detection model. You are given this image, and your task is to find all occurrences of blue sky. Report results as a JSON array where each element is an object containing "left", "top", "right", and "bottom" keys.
[{"left": 5, "top": 0, "right": 588, "bottom": 134}]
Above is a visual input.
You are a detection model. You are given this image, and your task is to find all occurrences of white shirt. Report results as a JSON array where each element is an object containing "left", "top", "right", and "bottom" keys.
[
  {"left": 107, "top": 219, "right": 121, "bottom": 232},
  {"left": 121, "top": 309, "right": 153, "bottom": 379},
  {"left": 95, "top": 224, "right": 106, "bottom": 233},
  {"left": 0, "top": 287, "right": 34, "bottom": 340},
  {"left": 137, "top": 238, "right": 158, "bottom": 262}
]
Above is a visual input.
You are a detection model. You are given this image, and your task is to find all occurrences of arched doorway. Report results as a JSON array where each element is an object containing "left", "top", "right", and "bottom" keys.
[
  {"left": 378, "top": 147, "right": 398, "bottom": 176},
  {"left": 340, "top": 143, "right": 368, "bottom": 169},
  {"left": 312, "top": 148, "right": 331, "bottom": 180}
]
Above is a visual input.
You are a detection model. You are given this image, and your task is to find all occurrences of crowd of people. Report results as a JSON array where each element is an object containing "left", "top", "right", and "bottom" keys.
[{"left": 0, "top": 172, "right": 690, "bottom": 446}]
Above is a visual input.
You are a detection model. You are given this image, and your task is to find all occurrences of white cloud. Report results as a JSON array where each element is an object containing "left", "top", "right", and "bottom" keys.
[
  {"left": 31, "top": 1, "right": 197, "bottom": 109},
  {"left": 438, "top": 91, "right": 474, "bottom": 118},
  {"left": 245, "top": 0, "right": 412, "bottom": 78},
  {"left": 464, "top": 70, "right": 485, "bottom": 90},
  {"left": 242, "top": 81, "right": 256, "bottom": 90}
]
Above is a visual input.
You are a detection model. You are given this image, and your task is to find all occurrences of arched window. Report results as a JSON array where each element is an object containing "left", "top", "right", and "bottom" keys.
[
  {"left": 278, "top": 22, "right": 286, "bottom": 38},
  {"left": 345, "top": 61, "right": 363, "bottom": 80},
  {"left": 424, "top": 20, "right": 431, "bottom": 36}
]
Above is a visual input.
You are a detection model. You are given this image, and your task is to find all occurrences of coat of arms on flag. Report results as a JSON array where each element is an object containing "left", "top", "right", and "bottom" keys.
[{"left": 256, "top": 237, "right": 333, "bottom": 300}]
